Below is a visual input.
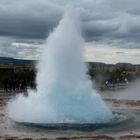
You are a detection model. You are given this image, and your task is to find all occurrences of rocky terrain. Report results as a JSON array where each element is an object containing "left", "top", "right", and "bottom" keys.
[{"left": 0, "top": 93, "right": 140, "bottom": 140}]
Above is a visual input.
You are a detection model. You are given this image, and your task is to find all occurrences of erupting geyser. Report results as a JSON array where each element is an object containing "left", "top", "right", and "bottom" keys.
[{"left": 7, "top": 7, "right": 113, "bottom": 124}]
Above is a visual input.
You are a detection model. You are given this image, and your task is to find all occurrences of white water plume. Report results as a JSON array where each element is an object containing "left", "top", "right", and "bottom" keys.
[{"left": 7, "top": 6, "right": 113, "bottom": 123}]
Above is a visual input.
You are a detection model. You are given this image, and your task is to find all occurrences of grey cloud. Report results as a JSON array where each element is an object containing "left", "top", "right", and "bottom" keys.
[
  {"left": 0, "top": 0, "right": 140, "bottom": 49},
  {"left": 0, "top": 37, "right": 17, "bottom": 57},
  {"left": 83, "top": 20, "right": 120, "bottom": 41},
  {"left": 116, "top": 52, "right": 125, "bottom": 54},
  {"left": 0, "top": 0, "right": 62, "bottom": 38},
  {"left": 0, "top": 36, "right": 44, "bottom": 59}
]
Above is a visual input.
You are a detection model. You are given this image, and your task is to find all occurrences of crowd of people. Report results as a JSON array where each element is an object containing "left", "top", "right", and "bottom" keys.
[
  {"left": 104, "top": 77, "right": 129, "bottom": 90},
  {"left": 3, "top": 79, "right": 27, "bottom": 92}
]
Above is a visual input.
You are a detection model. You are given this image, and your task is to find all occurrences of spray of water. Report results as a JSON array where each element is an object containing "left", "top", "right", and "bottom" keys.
[{"left": 7, "top": 7, "right": 113, "bottom": 123}]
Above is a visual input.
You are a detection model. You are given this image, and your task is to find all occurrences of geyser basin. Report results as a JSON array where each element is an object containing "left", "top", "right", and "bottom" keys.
[
  {"left": 15, "top": 112, "right": 132, "bottom": 131},
  {"left": 7, "top": 6, "right": 113, "bottom": 124}
]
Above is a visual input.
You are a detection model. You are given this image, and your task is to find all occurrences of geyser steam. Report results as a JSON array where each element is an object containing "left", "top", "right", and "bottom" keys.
[{"left": 8, "top": 7, "right": 113, "bottom": 123}]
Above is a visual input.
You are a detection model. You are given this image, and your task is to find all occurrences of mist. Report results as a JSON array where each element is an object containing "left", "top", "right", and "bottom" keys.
[{"left": 101, "top": 79, "right": 140, "bottom": 100}]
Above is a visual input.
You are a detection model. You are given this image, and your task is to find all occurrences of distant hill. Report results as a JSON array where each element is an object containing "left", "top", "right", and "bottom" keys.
[
  {"left": 0, "top": 57, "right": 36, "bottom": 65},
  {"left": 0, "top": 56, "right": 139, "bottom": 67}
]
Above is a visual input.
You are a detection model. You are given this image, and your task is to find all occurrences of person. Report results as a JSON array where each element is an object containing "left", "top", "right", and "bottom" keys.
[
  {"left": 12, "top": 80, "right": 16, "bottom": 91},
  {"left": 124, "top": 77, "right": 129, "bottom": 84},
  {"left": 8, "top": 80, "right": 12, "bottom": 92},
  {"left": 3, "top": 80, "right": 8, "bottom": 92},
  {"left": 15, "top": 80, "right": 20, "bottom": 90},
  {"left": 112, "top": 79, "right": 116, "bottom": 89},
  {"left": 105, "top": 80, "right": 109, "bottom": 88},
  {"left": 22, "top": 80, "right": 27, "bottom": 91}
]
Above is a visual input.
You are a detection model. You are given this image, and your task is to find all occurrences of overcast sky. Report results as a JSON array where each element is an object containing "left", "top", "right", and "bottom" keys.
[{"left": 0, "top": 0, "right": 140, "bottom": 64}]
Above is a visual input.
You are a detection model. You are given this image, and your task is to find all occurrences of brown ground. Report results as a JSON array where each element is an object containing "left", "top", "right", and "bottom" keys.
[{"left": 0, "top": 94, "right": 140, "bottom": 140}]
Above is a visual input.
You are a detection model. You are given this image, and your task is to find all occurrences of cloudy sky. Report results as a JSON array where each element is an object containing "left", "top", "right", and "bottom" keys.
[{"left": 0, "top": 0, "right": 140, "bottom": 64}]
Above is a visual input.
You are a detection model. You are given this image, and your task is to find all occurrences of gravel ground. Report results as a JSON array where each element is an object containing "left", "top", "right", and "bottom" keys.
[{"left": 0, "top": 93, "right": 140, "bottom": 140}]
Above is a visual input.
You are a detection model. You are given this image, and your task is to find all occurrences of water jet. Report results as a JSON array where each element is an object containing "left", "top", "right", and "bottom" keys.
[{"left": 7, "top": 6, "right": 113, "bottom": 126}]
